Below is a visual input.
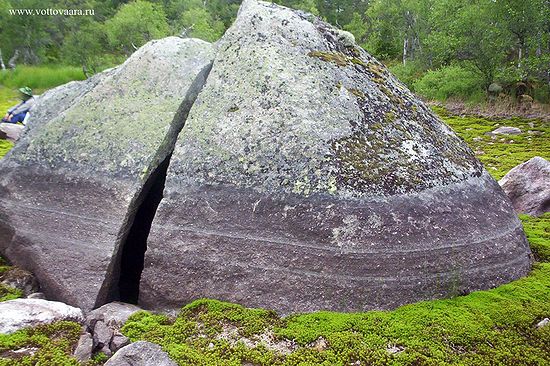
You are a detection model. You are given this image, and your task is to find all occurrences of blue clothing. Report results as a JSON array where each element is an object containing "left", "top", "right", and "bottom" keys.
[
  {"left": 3, "top": 97, "right": 34, "bottom": 124},
  {"left": 6, "top": 112, "right": 26, "bottom": 123}
]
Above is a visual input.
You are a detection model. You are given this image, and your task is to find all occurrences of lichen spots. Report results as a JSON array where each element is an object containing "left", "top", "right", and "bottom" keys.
[
  {"left": 308, "top": 51, "right": 350, "bottom": 67},
  {"left": 347, "top": 88, "right": 365, "bottom": 100}
]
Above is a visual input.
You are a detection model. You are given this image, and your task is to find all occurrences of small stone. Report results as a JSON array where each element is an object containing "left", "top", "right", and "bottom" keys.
[
  {"left": 472, "top": 137, "right": 483, "bottom": 142},
  {"left": 490, "top": 126, "right": 522, "bottom": 135},
  {"left": 311, "top": 337, "right": 328, "bottom": 352},
  {"left": 386, "top": 344, "right": 405, "bottom": 354},
  {"left": 86, "top": 302, "right": 141, "bottom": 330},
  {"left": 99, "top": 344, "right": 112, "bottom": 357},
  {"left": 73, "top": 332, "right": 93, "bottom": 362},
  {"left": 0, "top": 123, "right": 24, "bottom": 142},
  {"left": 110, "top": 333, "right": 130, "bottom": 352},
  {"left": 105, "top": 341, "right": 177, "bottom": 366},
  {"left": 536, "top": 318, "right": 549, "bottom": 328},
  {"left": 27, "top": 292, "right": 45, "bottom": 299},
  {"left": 93, "top": 321, "right": 114, "bottom": 349}
]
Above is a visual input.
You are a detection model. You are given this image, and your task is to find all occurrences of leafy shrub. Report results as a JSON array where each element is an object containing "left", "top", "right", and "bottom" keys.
[
  {"left": 413, "top": 65, "right": 484, "bottom": 101},
  {"left": 388, "top": 62, "right": 425, "bottom": 90}
]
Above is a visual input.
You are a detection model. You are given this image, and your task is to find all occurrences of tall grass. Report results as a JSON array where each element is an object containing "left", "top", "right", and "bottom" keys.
[{"left": 0, "top": 65, "right": 85, "bottom": 91}]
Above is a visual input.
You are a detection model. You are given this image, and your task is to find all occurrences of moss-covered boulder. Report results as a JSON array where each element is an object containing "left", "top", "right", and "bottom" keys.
[
  {"left": 140, "top": 0, "right": 531, "bottom": 314},
  {"left": 0, "top": 37, "right": 215, "bottom": 311}
]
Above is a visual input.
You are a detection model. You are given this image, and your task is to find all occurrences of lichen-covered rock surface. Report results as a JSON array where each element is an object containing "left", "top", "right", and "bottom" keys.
[
  {"left": 0, "top": 37, "right": 215, "bottom": 311},
  {"left": 141, "top": 0, "right": 532, "bottom": 314}
]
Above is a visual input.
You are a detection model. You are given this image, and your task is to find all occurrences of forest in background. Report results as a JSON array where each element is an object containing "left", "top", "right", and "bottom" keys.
[{"left": 0, "top": 0, "right": 549, "bottom": 105}]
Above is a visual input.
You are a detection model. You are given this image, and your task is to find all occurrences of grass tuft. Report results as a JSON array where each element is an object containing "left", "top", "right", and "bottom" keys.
[{"left": 0, "top": 66, "right": 85, "bottom": 91}]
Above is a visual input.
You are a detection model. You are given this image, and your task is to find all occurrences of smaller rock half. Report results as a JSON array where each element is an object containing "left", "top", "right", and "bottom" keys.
[
  {"left": 104, "top": 341, "right": 177, "bottom": 366},
  {"left": 0, "top": 298, "right": 83, "bottom": 334},
  {"left": 499, "top": 156, "right": 550, "bottom": 216}
]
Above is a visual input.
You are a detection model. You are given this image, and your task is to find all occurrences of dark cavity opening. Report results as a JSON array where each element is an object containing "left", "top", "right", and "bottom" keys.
[{"left": 117, "top": 155, "right": 171, "bottom": 304}]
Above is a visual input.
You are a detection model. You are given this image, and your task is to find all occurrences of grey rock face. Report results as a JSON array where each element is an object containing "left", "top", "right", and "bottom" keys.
[
  {"left": 499, "top": 156, "right": 550, "bottom": 216},
  {"left": 140, "top": 0, "right": 531, "bottom": 314},
  {"left": 0, "top": 299, "right": 83, "bottom": 334},
  {"left": 0, "top": 37, "right": 215, "bottom": 311},
  {"left": 104, "top": 341, "right": 177, "bottom": 366}
]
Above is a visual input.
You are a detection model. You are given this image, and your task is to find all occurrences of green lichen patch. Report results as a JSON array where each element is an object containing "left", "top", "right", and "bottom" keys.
[
  {"left": 346, "top": 88, "right": 365, "bottom": 100},
  {"left": 307, "top": 51, "right": 368, "bottom": 70},
  {"left": 307, "top": 51, "right": 349, "bottom": 67}
]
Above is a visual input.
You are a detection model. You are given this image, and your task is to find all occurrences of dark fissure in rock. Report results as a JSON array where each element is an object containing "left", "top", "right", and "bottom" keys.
[
  {"left": 94, "top": 62, "right": 213, "bottom": 308},
  {"left": 117, "top": 155, "right": 170, "bottom": 304}
]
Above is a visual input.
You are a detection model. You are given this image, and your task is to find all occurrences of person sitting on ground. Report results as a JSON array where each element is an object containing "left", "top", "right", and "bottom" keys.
[{"left": 2, "top": 87, "right": 35, "bottom": 124}]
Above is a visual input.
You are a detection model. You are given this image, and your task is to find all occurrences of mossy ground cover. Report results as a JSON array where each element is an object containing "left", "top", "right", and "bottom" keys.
[
  {"left": 435, "top": 106, "right": 549, "bottom": 180},
  {"left": 0, "top": 87, "right": 18, "bottom": 159}
]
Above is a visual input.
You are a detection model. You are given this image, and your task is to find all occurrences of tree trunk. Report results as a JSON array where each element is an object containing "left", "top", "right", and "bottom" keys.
[
  {"left": 8, "top": 50, "right": 19, "bottom": 69},
  {"left": 0, "top": 49, "right": 5, "bottom": 70},
  {"left": 403, "top": 37, "right": 408, "bottom": 65}
]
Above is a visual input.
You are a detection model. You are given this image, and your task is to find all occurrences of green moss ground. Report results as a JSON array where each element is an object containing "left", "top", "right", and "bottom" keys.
[
  {"left": 0, "top": 91, "right": 548, "bottom": 365},
  {"left": 0, "top": 87, "right": 18, "bottom": 159},
  {"left": 435, "top": 106, "right": 549, "bottom": 180}
]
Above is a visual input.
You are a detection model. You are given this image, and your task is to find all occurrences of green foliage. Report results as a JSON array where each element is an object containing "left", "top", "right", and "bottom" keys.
[
  {"left": 104, "top": 0, "right": 170, "bottom": 55},
  {"left": 177, "top": 7, "right": 225, "bottom": 42},
  {"left": 413, "top": 65, "right": 484, "bottom": 102},
  {"left": 388, "top": 61, "right": 424, "bottom": 89},
  {"left": 0, "top": 256, "right": 21, "bottom": 302},
  {"left": 0, "top": 66, "right": 85, "bottom": 91},
  {"left": 0, "top": 321, "right": 82, "bottom": 365},
  {"left": 0, "top": 284, "right": 21, "bottom": 302}
]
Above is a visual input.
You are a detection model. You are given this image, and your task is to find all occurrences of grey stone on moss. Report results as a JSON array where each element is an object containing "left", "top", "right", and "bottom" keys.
[
  {"left": 141, "top": 0, "right": 531, "bottom": 314},
  {"left": 105, "top": 341, "right": 176, "bottom": 366},
  {"left": 0, "top": 37, "right": 215, "bottom": 311}
]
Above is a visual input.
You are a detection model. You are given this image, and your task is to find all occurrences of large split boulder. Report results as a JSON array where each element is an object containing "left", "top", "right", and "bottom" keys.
[
  {"left": 0, "top": 37, "right": 215, "bottom": 311},
  {"left": 140, "top": 0, "right": 532, "bottom": 314},
  {"left": 499, "top": 156, "right": 550, "bottom": 216}
]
